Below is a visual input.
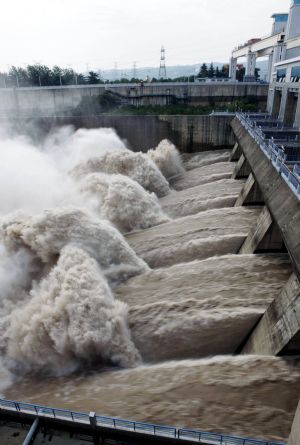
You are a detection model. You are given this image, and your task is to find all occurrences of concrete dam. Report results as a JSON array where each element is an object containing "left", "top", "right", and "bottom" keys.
[
  {"left": 0, "top": 82, "right": 268, "bottom": 117},
  {"left": 0, "top": 115, "right": 299, "bottom": 445}
]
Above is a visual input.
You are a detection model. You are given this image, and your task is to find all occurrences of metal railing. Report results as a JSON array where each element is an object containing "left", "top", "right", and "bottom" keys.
[
  {"left": 0, "top": 398, "right": 286, "bottom": 445},
  {"left": 236, "top": 112, "right": 300, "bottom": 199}
]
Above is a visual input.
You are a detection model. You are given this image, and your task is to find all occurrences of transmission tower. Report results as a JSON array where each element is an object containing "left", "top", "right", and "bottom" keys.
[{"left": 158, "top": 46, "right": 167, "bottom": 79}]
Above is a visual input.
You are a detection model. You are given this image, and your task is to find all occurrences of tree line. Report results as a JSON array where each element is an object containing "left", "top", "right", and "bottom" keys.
[
  {"left": 198, "top": 62, "right": 260, "bottom": 81},
  {"left": 198, "top": 63, "right": 229, "bottom": 79},
  {"left": 0, "top": 62, "right": 260, "bottom": 88},
  {"left": 0, "top": 64, "right": 106, "bottom": 88}
]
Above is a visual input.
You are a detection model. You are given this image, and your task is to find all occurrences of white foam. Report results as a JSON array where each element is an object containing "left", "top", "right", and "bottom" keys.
[
  {"left": 4, "top": 245, "right": 141, "bottom": 374},
  {"left": 81, "top": 173, "right": 170, "bottom": 232},
  {"left": 147, "top": 139, "right": 184, "bottom": 179},
  {"left": 71, "top": 150, "right": 170, "bottom": 197},
  {"left": 0, "top": 207, "right": 148, "bottom": 284}
]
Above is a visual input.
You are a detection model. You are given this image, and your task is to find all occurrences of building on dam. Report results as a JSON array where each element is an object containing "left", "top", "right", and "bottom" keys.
[{"left": 230, "top": 0, "right": 300, "bottom": 128}]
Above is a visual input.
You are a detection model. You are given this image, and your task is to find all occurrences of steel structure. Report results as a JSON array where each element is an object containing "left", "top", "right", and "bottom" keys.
[{"left": 159, "top": 46, "right": 167, "bottom": 79}]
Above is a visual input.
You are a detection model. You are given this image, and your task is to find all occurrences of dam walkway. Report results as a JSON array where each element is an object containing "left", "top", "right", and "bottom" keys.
[
  {"left": 0, "top": 398, "right": 286, "bottom": 445},
  {"left": 236, "top": 112, "right": 300, "bottom": 200}
]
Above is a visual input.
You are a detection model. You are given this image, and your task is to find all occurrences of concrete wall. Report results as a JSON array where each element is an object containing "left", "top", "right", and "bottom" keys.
[
  {"left": 0, "top": 114, "right": 235, "bottom": 152},
  {"left": 158, "top": 114, "right": 235, "bottom": 151},
  {"left": 0, "top": 83, "right": 268, "bottom": 118}
]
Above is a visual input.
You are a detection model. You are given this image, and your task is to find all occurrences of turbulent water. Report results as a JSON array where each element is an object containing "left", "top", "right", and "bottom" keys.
[
  {"left": 147, "top": 139, "right": 185, "bottom": 178},
  {"left": 80, "top": 173, "right": 170, "bottom": 232},
  {"left": 126, "top": 207, "right": 261, "bottom": 268},
  {"left": 170, "top": 162, "right": 235, "bottom": 190},
  {"left": 3, "top": 245, "right": 141, "bottom": 374},
  {"left": 116, "top": 254, "right": 292, "bottom": 361},
  {"left": 71, "top": 150, "right": 171, "bottom": 197},
  {"left": 183, "top": 149, "right": 231, "bottom": 169},
  {"left": 160, "top": 178, "right": 245, "bottom": 218},
  {"left": 0, "top": 131, "right": 298, "bottom": 442},
  {"left": 4, "top": 356, "right": 300, "bottom": 441}
]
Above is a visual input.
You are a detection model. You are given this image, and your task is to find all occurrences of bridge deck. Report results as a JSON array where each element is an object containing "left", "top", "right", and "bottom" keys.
[{"left": 0, "top": 398, "right": 286, "bottom": 445}]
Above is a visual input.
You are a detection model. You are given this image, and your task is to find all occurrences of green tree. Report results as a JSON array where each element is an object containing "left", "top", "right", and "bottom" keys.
[
  {"left": 61, "top": 68, "right": 76, "bottom": 85},
  {"left": 236, "top": 66, "right": 245, "bottom": 82},
  {"left": 26, "top": 64, "right": 53, "bottom": 86},
  {"left": 8, "top": 66, "right": 30, "bottom": 87},
  {"left": 198, "top": 63, "right": 208, "bottom": 78},
  {"left": 51, "top": 66, "right": 64, "bottom": 86},
  {"left": 208, "top": 63, "right": 215, "bottom": 78},
  {"left": 99, "top": 91, "right": 120, "bottom": 110},
  {"left": 76, "top": 73, "right": 87, "bottom": 85},
  {"left": 87, "top": 71, "right": 99, "bottom": 84},
  {"left": 220, "top": 64, "right": 229, "bottom": 78}
]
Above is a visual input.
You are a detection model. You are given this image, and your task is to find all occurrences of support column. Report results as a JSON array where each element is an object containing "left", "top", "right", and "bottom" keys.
[
  {"left": 229, "top": 142, "right": 242, "bottom": 162},
  {"left": 231, "top": 154, "right": 251, "bottom": 179},
  {"left": 267, "top": 52, "right": 274, "bottom": 83},
  {"left": 244, "top": 52, "right": 256, "bottom": 82},
  {"left": 243, "top": 273, "right": 300, "bottom": 355},
  {"left": 239, "top": 206, "right": 285, "bottom": 254},
  {"left": 235, "top": 173, "right": 264, "bottom": 207},
  {"left": 294, "top": 93, "right": 300, "bottom": 129},
  {"left": 273, "top": 43, "right": 286, "bottom": 64},
  {"left": 23, "top": 418, "right": 39, "bottom": 445},
  {"left": 229, "top": 57, "right": 237, "bottom": 81}
]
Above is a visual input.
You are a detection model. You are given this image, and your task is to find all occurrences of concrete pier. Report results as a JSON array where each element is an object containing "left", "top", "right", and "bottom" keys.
[
  {"left": 289, "top": 400, "right": 300, "bottom": 445},
  {"left": 242, "top": 273, "right": 300, "bottom": 355},
  {"left": 239, "top": 206, "right": 285, "bottom": 254},
  {"left": 234, "top": 173, "right": 264, "bottom": 206},
  {"left": 231, "top": 117, "right": 300, "bottom": 279},
  {"left": 232, "top": 116, "right": 300, "bottom": 356},
  {"left": 231, "top": 154, "right": 251, "bottom": 179},
  {"left": 229, "top": 142, "right": 242, "bottom": 162}
]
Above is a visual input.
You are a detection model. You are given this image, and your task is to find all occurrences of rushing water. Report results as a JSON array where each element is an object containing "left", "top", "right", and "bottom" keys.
[
  {"left": 183, "top": 149, "right": 232, "bottom": 169},
  {"left": 4, "top": 356, "right": 300, "bottom": 441},
  {"left": 160, "top": 178, "right": 245, "bottom": 218},
  {"left": 0, "top": 134, "right": 298, "bottom": 442},
  {"left": 126, "top": 207, "right": 261, "bottom": 268},
  {"left": 170, "top": 162, "right": 235, "bottom": 190},
  {"left": 116, "top": 254, "right": 292, "bottom": 361}
]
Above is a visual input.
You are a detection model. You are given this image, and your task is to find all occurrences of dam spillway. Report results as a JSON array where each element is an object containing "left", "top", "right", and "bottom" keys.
[{"left": 0, "top": 129, "right": 299, "bottom": 444}]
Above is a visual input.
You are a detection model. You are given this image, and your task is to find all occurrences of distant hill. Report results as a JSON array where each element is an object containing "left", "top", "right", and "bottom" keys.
[{"left": 100, "top": 61, "right": 268, "bottom": 81}]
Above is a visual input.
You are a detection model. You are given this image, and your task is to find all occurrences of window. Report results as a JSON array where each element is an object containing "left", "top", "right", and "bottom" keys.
[
  {"left": 291, "top": 66, "right": 300, "bottom": 83},
  {"left": 276, "top": 68, "right": 286, "bottom": 82}
]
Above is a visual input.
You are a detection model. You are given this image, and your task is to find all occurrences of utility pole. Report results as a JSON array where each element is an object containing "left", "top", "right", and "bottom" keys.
[
  {"left": 158, "top": 46, "right": 167, "bottom": 79},
  {"left": 114, "top": 62, "right": 118, "bottom": 81},
  {"left": 132, "top": 61, "right": 137, "bottom": 79}
]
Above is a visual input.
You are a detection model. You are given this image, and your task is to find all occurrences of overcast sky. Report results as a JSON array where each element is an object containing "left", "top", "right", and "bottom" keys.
[{"left": 0, "top": 0, "right": 290, "bottom": 72}]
